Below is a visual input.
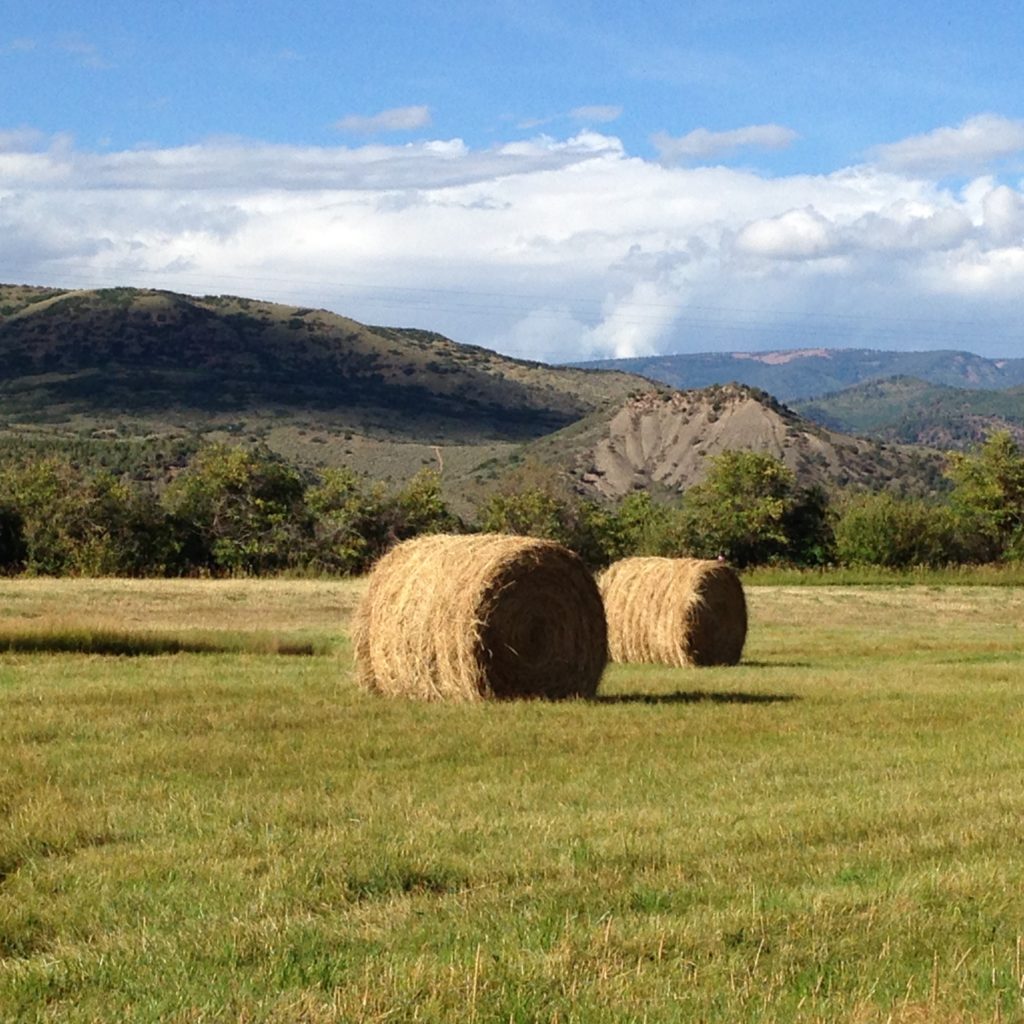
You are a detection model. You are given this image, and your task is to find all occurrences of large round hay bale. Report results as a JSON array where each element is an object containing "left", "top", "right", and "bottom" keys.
[
  {"left": 353, "top": 534, "right": 608, "bottom": 700},
  {"left": 599, "top": 557, "right": 747, "bottom": 667}
]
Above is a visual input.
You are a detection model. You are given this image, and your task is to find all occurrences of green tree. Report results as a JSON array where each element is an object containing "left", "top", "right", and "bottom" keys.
[
  {"left": 478, "top": 454, "right": 634, "bottom": 567},
  {"left": 477, "top": 459, "right": 576, "bottom": 546},
  {"left": 782, "top": 484, "right": 834, "bottom": 567},
  {"left": 164, "top": 445, "right": 310, "bottom": 575},
  {"left": 478, "top": 486, "right": 571, "bottom": 544},
  {"left": 668, "top": 450, "right": 832, "bottom": 567},
  {"left": 305, "top": 467, "right": 383, "bottom": 574},
  {"left": 946, "top": 431, "right": 1024, "bottom": 561},
  {"left": 602, "top": 491, "right": 673, "bottom": 560},
  {"left": 388, "top": 469, "right": 459, "bottom": 541},
  {"left": 567, "top": 499, "right": 620, "bottom": 569},
  {"left": 306, "top": 468, "right": 458, "bottom": 575}
]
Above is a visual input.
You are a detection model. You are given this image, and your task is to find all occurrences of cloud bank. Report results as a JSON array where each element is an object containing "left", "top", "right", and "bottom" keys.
[{"left": 1, "top": 118, "right": 1023, "bottom": 362}]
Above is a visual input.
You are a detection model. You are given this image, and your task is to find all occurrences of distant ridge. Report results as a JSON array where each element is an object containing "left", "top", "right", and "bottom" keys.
[
  {"left": 794, "top": 376, "right": 1024, "bottom": 449},
  {"left": 575, "top": 348, "right": 1024, "bottom": 402}
]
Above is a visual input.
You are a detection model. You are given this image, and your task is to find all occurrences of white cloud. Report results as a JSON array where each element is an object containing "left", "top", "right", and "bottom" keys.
[
  {"left": 334, "top": 105, "right": 432, "bottom": 135},
  {"left": 844, "top": 203, "right": 974, "bottom": 254},
  {"left": 517, "top": 106, "right": 623, "bottom": 131},
  {"left": 2, "top": 125, "right": 1023, "bottom": 360},
  {"left": 653, "top": 123, "right": 798, "bottom": 164},
  {"left": 569, "top": 105, "right": 623, "bottom": 124},
  {"left": 981, "top": 185, "right": 1024, "bottom": 244},
  {"left": 870, "top": 114, "right": 1024, "bottom": 176},
  {"left": 734, "top": 208, "right": 837, "bottom": 260}
]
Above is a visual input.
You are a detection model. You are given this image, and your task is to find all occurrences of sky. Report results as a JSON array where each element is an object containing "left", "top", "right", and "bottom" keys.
[{"left": 2, "top": 0, "right": 1024, "bottom": 362}]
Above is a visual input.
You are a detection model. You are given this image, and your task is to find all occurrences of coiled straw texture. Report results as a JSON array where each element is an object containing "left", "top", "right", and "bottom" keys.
[
  {"left": 353, "top": 534, "right": 608, "bottom": 700},
  {"left": 599, "top": 556, "right": 747, "bottom": 667}
]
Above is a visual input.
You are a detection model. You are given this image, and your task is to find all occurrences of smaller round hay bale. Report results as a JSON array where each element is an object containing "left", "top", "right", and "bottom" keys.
[
  {"left": 353, "top": 534, "right": 608, "bottom": 701},
  {"left": 599, "top": 557, "right": 747, "bottom": 667}
]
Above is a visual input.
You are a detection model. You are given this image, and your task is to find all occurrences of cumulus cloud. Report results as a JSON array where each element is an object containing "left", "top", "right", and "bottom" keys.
[
  {"left": 734, "top": 208, "right": 837, "bottom": 260},
  {"left": 981, "top": 185, "right": 1024, "bottom": 244},
  {"left": 870, "top": 114, "right": 1024, "bottom": 176},
  {"left": 334, "top": 105, "right": 432, "bottom": 135},
  {"left": 653, "top": 123, "right": 798, "bottom": 164},
  {"left": 2, "top": 123, "right": 1023, "bottom": 359}
]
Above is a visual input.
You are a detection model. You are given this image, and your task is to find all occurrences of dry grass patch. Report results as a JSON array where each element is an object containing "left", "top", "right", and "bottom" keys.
[
  {"left": 0, "top": 578, "right": 364, "bottom": 657},
  {"left": 2, "top": 580, "right": 1024, "bottom": 1022}
]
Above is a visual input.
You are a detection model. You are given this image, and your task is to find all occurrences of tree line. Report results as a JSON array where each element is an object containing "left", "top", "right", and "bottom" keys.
[{"left": 0, "top": 432, "right": 1022, "bottom": 576}]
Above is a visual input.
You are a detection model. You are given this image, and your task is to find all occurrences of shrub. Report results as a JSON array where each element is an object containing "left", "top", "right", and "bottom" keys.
[
  {"left": 163, "top": 444, "right": 311, "bottom": 575},
  {"left": 833, "top": 492, "right": 963, "bottom": 568},
  {"left": 946, "top": 431, "right": 1024, "bottom": 562},
  {"left": 0, "top": 456, "right": 172, "bottom": 576}
]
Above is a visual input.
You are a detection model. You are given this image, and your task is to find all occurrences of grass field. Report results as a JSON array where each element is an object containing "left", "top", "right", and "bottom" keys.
[{"left": 2, "top": 578, "right": 1024, "bottom": 1022}]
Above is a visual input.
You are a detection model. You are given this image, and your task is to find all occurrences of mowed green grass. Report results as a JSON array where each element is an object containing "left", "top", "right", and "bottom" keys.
[{"left": 1, "top": 580, "right": 1024, "bottom": 1023}]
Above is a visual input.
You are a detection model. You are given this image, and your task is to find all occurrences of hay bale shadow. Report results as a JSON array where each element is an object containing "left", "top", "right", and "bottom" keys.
[
  {"left": 740, "top": 660, "right": 814, "bottom": 669},
  {"left": 593, "top": 690, "right": 799, "bottom": 705}
]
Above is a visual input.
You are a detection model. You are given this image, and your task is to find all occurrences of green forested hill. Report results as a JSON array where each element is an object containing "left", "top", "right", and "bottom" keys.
[
  {"left": 794, "top": 376, "right": 1024, "bottom": 448},
  {"left": 0, "top": 285, "right": 643, "bottom": 440}
]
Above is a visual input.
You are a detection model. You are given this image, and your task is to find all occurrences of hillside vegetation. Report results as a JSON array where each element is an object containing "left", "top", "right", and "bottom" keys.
[
  {"left": 795, "top": 375, "right": 1024, "bottom": 449},
  {"left": 1, "top": 284, "right": 962, "bottom": 505}
]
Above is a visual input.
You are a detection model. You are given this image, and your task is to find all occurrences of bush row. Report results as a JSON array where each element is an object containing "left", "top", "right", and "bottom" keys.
[{"left": 0, "top": 432, "right": 1021, "bottom": 576}]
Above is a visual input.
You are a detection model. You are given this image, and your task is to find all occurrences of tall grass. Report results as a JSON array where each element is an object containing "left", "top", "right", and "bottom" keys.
[
  {"left": 743, "top": 563, "right": 1024, "bottom": 586},
  {"left": 2, "top": 580, "right": 1024, "bottom": 1021}
]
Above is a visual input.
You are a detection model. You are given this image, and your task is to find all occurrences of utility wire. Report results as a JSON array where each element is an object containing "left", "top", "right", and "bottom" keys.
[{"left": 1, "top": 263, "right": 1019, "bottom": 348}]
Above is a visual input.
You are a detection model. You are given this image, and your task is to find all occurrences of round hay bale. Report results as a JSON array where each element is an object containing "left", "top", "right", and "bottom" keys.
[
  {"left": 353, "top": 534, "right": 608, "bottom": 701},
  {"left": 599, "top": 557, "right": 747, "bottom": 667}
]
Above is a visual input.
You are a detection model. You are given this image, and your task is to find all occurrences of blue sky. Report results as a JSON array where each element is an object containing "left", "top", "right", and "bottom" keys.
[{"left": 2, "top": 0, "right": 1024, "bottom": 359}]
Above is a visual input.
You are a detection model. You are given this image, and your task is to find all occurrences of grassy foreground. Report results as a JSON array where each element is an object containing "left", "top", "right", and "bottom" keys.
[{"left": 1, "top": 580, "right": 1024, "bottom": 1023}]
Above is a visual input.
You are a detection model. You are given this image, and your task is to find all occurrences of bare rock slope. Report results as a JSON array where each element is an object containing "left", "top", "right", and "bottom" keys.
[{"left": 526, "top": 384, "right": 945, "bottom": 498}]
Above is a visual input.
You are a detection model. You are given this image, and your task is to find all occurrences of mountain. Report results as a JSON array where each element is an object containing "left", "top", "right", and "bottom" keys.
[
  {"left": 514, "top": 383, "right": 946, "bottom": 500},
  {"left": 575, "top": 348, "right": 1024, "bottom": 402},
  {"left": 0, "top": 284, "right": 649, "bottom": 486},
  {"left": 0, "top": 285, "right": 948, "bottom": 504},
  {"left": 794, "top": 376, "right": 1024, "bottom": 449}
]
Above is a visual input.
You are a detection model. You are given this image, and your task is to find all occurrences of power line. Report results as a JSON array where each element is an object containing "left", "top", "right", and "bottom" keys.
[{"left": 1, "top": 263, "right": 1019, "bottom": 347}]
